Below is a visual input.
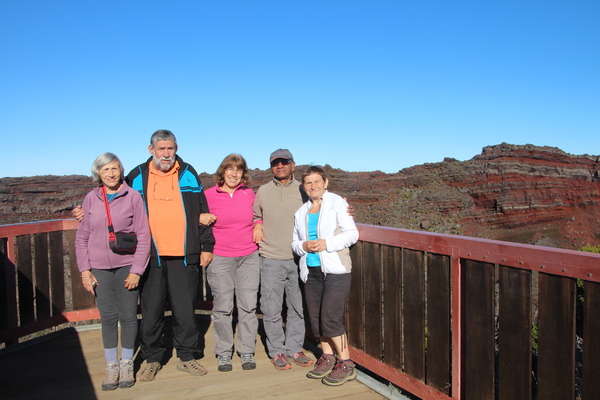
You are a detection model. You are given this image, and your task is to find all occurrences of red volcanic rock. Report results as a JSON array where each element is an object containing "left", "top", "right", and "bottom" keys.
[
  {"left": 0, "top": 175, "right": 95, "bottom": 224},
  {"left": 341, "top": 143, "right": 600, "bottom": 249},
  {"left": 1, "top": 143, "right": 599, "bottom": 250}
]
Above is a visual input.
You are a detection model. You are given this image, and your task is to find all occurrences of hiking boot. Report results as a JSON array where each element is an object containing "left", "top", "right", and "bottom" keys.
[
  {"left": 291, "top": 351, "right": 314, "bottom": 367},
  {"left": 138, "top": 361, "right": 161, "bottom": 382},
  {"left": 177, "top": 359, "right": 208, "bottom": 376},
  {"left": 101, "top": 362, "right": 119, "bottom": 391},
  {"left": 118, "top": 359, "right": 135, "bottom": 388},
  {"left": 217, "top": 355, "right": 233, "bottom": 372},
  {"left": 322, "top": 359, "right": 357, "bottom": 386},
  {"left": 240, "top": 353, "right": 256, "bottom": 370},
  {"left": 271, "top": 353, "right": 292, "bottom": 370},
  {"left": 306, "top": 354, "right": 336, "bottom": 379}
]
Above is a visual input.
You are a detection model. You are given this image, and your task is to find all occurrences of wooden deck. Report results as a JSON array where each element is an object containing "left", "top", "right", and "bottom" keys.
[{"left": 0, "top": 316, "right": 386, "bottom": 400}]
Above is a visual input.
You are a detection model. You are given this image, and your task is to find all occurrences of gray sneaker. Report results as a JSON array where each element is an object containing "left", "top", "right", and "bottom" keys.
[
  {"left": 291, "top": 351, "right": 314, "bottom": 367},
  {"left": 217, "top": 355, "right": 233, "bottom": 372},
  {"left": 240, "top": 353, "right": 256, "bottom": 370},
  {"left": 101, "top": 362, "right": 119, "bottom": 391},
  {"left": 118, "top": 359, "right": 135, "bottom": 388},
  {"left": 271, "top": 353, "right": 292, "bottom": 370}
]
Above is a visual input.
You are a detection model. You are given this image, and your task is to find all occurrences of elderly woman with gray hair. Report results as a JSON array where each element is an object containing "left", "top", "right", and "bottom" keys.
[{"left": 75, "top": 153, "right": 151, "bottom": 391}]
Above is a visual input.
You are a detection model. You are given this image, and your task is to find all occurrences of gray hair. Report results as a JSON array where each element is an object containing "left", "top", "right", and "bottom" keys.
[
  {"left": 91, "top": 153, "right": 125, "bottom": 184},
  {"left": 150, "top": 129, "right": 177, "bottom": 147}
]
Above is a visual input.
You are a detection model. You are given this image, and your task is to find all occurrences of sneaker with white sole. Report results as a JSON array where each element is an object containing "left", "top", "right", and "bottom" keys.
[
  {"left": 218, "top": 355, "right": 233, "bottom": 372},
  {"left": 240, "top": 353, "right": 256, "bottom": 370}
]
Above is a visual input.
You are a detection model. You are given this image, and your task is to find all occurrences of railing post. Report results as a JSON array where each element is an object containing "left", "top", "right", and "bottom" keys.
[
  {"left": 6, "top": 235, "right": 18, "bottom": 338},
  {"left": 451, "top": 249, "right": 462, "bottom": 399}
]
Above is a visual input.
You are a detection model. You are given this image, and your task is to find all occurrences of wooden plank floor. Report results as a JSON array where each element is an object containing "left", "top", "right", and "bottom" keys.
[{"left": 0, "top": 317, "right": 386, "bottom": 400}]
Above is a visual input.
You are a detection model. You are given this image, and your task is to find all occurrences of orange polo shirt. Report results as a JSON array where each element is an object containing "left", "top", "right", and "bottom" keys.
[{"left": 147, "top": 161, "right": 186, "bottom": 256}]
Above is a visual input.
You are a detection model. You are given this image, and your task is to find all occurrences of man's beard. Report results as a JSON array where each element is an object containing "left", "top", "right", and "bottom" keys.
[{"left": 153, "top": 155, "right": 176, "bottom": 172}]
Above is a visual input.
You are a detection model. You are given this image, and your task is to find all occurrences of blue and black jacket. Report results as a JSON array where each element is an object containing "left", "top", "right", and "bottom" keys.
[{"left": 125, "top": 155, "right": 215, "bottom": 267}]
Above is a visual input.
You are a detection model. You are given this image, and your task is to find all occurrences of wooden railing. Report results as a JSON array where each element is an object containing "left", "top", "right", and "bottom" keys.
[
  {"left": 2, "top": 220, "right": 600, "bottom": 399},
  {"left": 0, "top": 220, "right": 213, "bottom": 346},
  {"left": 348, "top": 224, "right": 600, "bottom": 400}
]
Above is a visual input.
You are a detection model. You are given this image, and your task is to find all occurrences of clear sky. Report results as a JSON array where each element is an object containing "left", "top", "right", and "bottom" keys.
[{"left": 2, "top": 1, "right": 599, "bottom": 178}]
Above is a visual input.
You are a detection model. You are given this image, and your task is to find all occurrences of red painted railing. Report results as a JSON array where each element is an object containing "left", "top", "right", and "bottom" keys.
[{"left": 2, "top": 220, "right": 600, "bottom": 399}]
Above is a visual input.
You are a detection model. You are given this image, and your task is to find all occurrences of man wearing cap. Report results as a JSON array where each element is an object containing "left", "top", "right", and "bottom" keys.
[{"left": 252, "top": 149, "right": 315, "bottom": 370}]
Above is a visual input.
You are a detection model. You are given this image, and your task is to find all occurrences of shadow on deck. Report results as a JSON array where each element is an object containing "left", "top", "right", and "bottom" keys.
[{"left": 0, "top": 315, "right": 386, "bottom": 400}]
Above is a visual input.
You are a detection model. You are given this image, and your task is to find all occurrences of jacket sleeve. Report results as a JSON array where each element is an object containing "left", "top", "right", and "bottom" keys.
[
  {"left": 198, "top": 188, "right": 215, "bottom": 253},
  {"left": 253, "top": 188, "right": 263, "bottom": 223},
  {"left": 130, "top": 191, "right": 151, "bottom": 275},
  {"left": 291, "top": 207, "right": 307, "bottom": 256},
  {"left": 325, "top": 196, "right": 359, "bottom": 252},
  {"left": 74, "top": 193, "right": 93, "bottom": 272}
]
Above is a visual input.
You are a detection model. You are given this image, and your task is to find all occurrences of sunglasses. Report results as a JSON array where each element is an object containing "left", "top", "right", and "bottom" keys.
[{"left": 270, "top": 158, "right": 293, "bottom": 167}]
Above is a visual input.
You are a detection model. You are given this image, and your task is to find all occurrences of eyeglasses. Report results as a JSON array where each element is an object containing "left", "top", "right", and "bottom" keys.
[
  {"left": 270, "top": 158, "right": 292, "bottom": 167},
  {"left": 153, "top": 176, "right": 174, "bottom": 201},
  {"left": 226, "top": 167, "right": 243, "bottom": 174}
]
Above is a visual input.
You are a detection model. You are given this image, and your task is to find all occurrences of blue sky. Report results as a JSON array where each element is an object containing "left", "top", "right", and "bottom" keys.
[{"left": 2, "top": 1, "right": 599, "bottom": 178}]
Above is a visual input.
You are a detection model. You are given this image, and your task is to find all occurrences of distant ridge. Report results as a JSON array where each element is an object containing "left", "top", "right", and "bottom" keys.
[{"left": 2, "top": 143, "right": 599, "bottom": 250}]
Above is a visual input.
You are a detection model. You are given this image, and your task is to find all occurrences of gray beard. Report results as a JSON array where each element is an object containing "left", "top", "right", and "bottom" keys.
[{"left": 153, "top": 156, "right": 175, "bottom": 172}]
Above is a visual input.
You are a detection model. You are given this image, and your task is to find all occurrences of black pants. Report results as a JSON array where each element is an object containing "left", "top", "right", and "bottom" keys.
[
  {"left": 304, "top": 267, "right": 351, "bottom": 339},
  {"left": 140, "top": 257, "right": 200, "bottom": 362}
]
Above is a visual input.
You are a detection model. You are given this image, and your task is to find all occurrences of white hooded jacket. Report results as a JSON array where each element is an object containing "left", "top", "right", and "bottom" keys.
[{"left": 292, "top": 190, "right": 359, "bottom": 282}]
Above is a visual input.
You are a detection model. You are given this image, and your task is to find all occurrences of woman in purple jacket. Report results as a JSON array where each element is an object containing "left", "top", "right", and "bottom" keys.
[
  {"left": 203, "top": 154, "right": 260, "bottom": 372},
  {"left": 75, "top": 153, "right": 151, "bottom": 391}
]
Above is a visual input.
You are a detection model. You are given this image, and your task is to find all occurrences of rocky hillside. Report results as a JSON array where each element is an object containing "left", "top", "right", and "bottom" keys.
[{"left": 2, "top": 143, "right": 599, "bottom": 250}]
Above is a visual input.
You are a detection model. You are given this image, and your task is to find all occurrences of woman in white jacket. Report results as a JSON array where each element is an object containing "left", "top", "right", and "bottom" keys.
[{"left": 292, "top": 166, "right": 359, "bottom": 386}]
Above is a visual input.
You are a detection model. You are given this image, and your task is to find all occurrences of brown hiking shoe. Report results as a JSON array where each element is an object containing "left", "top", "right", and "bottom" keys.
[
  {"left": 306, "top": 354, "right": 336, "bottom": 379},
  {"left": 177, "top": 359, "right": 208, "bottom": 376},
  {"left": 138, "top": 361, "right": 161, "bottom": 382},
  {"left": 322, "top": 360, "right": 357, "bottom": 386}
]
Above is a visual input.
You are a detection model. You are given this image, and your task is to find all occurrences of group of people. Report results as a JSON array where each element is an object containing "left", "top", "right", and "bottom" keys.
[{"left": 74, "top": 129, "right": 359, "bottom": 392}]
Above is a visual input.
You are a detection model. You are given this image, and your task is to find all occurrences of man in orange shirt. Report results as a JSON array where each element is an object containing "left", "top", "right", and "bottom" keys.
[
  {"left": 125, "top": 130, "right": 214, "bottom": 380},
  {"left": 73, "top": 130, "right": 214, "bottom": 382}
]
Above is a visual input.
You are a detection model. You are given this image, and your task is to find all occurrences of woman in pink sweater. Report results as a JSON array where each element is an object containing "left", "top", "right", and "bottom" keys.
[{"left": 203, "top": 153, "right": 260, "bottom": 372}]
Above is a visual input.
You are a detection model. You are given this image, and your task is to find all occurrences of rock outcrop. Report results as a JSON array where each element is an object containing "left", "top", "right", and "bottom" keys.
[
  {"left": 336, "top": 143, "right": 600, "bottom": 249},
  {"left": 0, "top": 175, "right": 95, "bottom": 223},
  {"left": 2, "top": 143, "right": 599, "bottom": 250}
]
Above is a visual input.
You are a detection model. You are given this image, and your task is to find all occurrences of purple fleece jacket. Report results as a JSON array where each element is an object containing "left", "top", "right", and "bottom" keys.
[{"left": 75, "top": 182, "right": 151, "bottom": 275}]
